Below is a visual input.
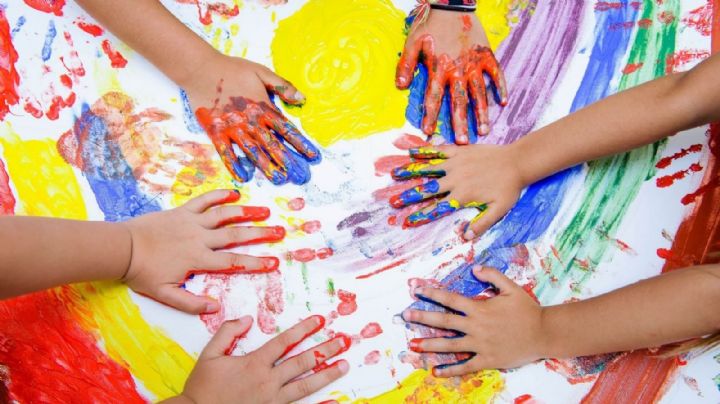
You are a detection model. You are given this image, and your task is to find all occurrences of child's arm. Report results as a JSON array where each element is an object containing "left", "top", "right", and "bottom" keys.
[
  {"left": 391, "top": 53, "right": 720, "bottom": 238},
  {"left": 402, "top": 264, "right": 720, "bottom": 376},
  {"left": 75, "top": 0, "right": 320, "bottom": 185},
  {"left": 0, "top": 190, "right": 285, "bottom": 314}
]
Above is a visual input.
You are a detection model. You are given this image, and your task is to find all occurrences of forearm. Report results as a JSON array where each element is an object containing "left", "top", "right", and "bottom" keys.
[
  {"left": 540, "top": 264, "right": 720, "bottom": 358},
  {"left": 74, "top": 0, "right": 217, "bottom": 87},
  {"left": 515, "top": 53, "right": 720, "bottom": 185},
  {"left": 0, "top": 217, "right": 131, "bottom": 298}
]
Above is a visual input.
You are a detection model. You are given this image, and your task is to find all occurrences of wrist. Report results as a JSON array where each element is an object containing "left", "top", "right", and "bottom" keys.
[
  {"left": 172, "top": 45, "right": 222, "bottom": 90},
  {"left": 118, "top": 222, "right": 135, "bottom": 282},
  {"left": 535, "top": 306, "right": 556, "bottom": 359}
]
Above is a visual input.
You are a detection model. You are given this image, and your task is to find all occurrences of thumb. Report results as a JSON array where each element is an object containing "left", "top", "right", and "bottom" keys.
[
  {"left": 472, "top": 266, "right": 517, "bottom": 294},
  {"left": 256, "top": 68, "right": 305, "bottom": 105},
  {"left": 156, "top": 285, "right": 221, "bottom": 315},
  {"left": 200, "top": 316, "right": 254, "bottom": 359},
  {"left": 463, "top": 202, "right": 511, "bottom": 240}
]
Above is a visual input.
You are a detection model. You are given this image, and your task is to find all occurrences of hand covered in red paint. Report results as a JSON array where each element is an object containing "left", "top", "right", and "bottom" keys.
[
  {"left": 396, "top": 10, "right": 507, "bottom": 143},
  {"left": 184, "top": 54, "right": 321, "bottom": 185},
  {"left": 390, "top": 144, "right": 523, "bottom": 239},
  {"left": 122, "top": 189, "right": 286, "bottom": 314},
  {"left": 175, "top": 316, "right": 350, "bottom": 404},
  {"left": 402, "top": 266, "right": 544, "bottom": 375}
]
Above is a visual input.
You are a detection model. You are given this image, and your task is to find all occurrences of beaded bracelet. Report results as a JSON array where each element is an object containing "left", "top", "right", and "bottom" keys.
[{"left": 409, "top": 0, "right": 477, "bottom": 30}]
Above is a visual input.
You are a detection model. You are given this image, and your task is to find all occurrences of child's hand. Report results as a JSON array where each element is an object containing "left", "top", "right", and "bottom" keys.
[
  {"left": 401, "top": 266, "right": 545, "bottom": 375},
  {"left": 390, "top": 144, "right": 523, "bottom": 239},
  {"left": 122, "top": 189, "right": 285, "bottom": 314},
  {"left": 186, "top": 54, "right": 321, "bottom": 185},
  {"left": 178, "top": 316, "right": 350, "bottom": 404},
  {"left": 396, "top": 10, "right": 507, "bottom": 143}
]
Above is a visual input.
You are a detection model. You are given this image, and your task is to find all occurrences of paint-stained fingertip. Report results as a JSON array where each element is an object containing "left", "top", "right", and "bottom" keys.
[{"left": 389, "top": 194, "right": 406, "bottom": 209}]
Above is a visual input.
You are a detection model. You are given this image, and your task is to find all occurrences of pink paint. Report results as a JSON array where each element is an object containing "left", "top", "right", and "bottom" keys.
[
  {"left": 60, "top": 32, "right": 86, "bottom": 80},
  {"left": 374, "top": 155, "right": 411, "bottom": 177},
  {"left": 360, "top": 322, "right": 383, "bottom": 339},
  {"left": 101, "top": 40, "right": 128, "bottom": 68},
  {"left": 301, "top": 220, "right": 322, "bottom": 234},
  {"left": 392, "top": 134, "right": 428, "bottom": 150},
  {"left": 364, "top": 350, "right": 381, "bottom": 365},
  {"left": 288, "top": 197, "right": 305, "bottom": 211},
  {"left": 256, "top": 270, "right": 284, "bottom": 334},
  {"left": 336, "top": 290, "right": 357, "bottom": 316},
  {"left": 289, "top": 247, "right": 333, "bottom": 263}
]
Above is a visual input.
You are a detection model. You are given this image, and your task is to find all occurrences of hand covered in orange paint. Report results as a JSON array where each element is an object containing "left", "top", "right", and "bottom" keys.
[
  {"left": 175, "top": 316, "right": 350, "bottom": 404},
  {"left": 122, "top": 189, "right": 286, "bottom": 314},
  {"left": 396, "top": 10, "right": 507, "bottom": 144},
  {"left": 185, "top": 54, "right": 321, "bottom": 185},
  {"left": 401, "top": 266, "right": 543, "bottom": 375}
]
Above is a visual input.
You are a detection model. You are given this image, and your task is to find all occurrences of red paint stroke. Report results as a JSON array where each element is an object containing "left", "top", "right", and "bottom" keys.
[
  {"left": 657, "top": 11, "right": 676, "bottom": 24},
  {"left": 610, "top": 21, "right": 636, "bottom": 30},
  {"left": 45, "top": 92, "right": 77, "bottom": 121},
  {"left": 655, "top": 163, "right": 703, "bottom": 188},
  {"left": 101, "top": 40, "right": 128, "bottom": 68},
  {"left": 23, "top": 0, "right": 65, "bottom": 15},
  {"left": 595, "top": 2, "right": 623, "bottom": 11},
  {"left": 545, "top": 355, "right": 617, "bottom": 385},
  {"left": 622, "top": 62, "right": 643, "bottom": 74},
  {"left": 364, "top": 350, "right": 381, "bottom": 365},
  {"left": 23, "top": 101, "right": 43, "bottom": 118},
  {"left": 256, "top": 270, "right": 284, "bottom": 334},
  {"left": 173, "top": 0, "right": 240, "bottom": 25},
  {"left": 514, "top": 394, "right": 538, "bottom": 404},
  {"left": 461, "top": 15, "right": 473, "bottom": 31},
  {"left": 301, "top": 220, "right": 322, "bottom": 234},
  {"left": 311, "top": 334, "right": 352, "bottom": 372},
  {"left": 393, "top": 134, "right": 428, "bottom": 150},
  {"left": 0, "top": 160, "right": 15, "bottom": 215},
  {"left": 74, "top": 19, "right": 104, "bottom": 37},
  {"left": 630, "top": 2, "right": 641, "bottom": 10},
  {"left": 60, "top": 32, "right": 86, "bottom": 80},
  {"left": 0, "top": 9, "right": 20, "bottom": 120},
  {"left": 60, "top": 74, "right": 73, "bottom": 88},
  {"left": 656, "top": 144, "right": 703, "bottom": 169},
  {"left": 665, "top": 49, "right": 710, "bottom": 74},
  {"left": 288, "top": 197, "right": 305, "bottom": 211},
  {"left": 683, "top": 1, "right": 713, "bottom": 36},
  {"left": 288, "top": 247, "right": 333, "bottom": 263},
  {"left": 375, "top": 155, "right": 411, "bottom": 177},
  {"left": 0, "top": 288, "right": 145, "bottom": 403},
  {"left": 356, "top": 259, "right": 408, "bottom": 280},
  {"left": 336, "top": 290, "right": 357, "bottom": 316},
  {"left": 638, "top": 18, "right": 653, "bottom": 28},
  {"left": 581, "top": 351, "right": 677, "bottom": 403},
  {"left": 360, "top": 322, "right": 383, "bottom": 339}
]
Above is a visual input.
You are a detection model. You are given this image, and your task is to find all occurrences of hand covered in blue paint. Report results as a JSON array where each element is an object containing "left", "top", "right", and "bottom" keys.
[
  {"left": 123, "top": 189, "right": 285, "bottom": 314},
  {"left": 402, "top": 266, "right": 544, "bottom": 375},
  {"left": 175, "top": 316, "right": 349, "bottom": 404},
  {"left": 390, "top": 144, "right": 523, "bottom": 239},
  {"left": 397, "top": 10, "right": 507, "bottom": 144},
  {"left": 185, "top": 53, "right": 321, "bottom": 185}
]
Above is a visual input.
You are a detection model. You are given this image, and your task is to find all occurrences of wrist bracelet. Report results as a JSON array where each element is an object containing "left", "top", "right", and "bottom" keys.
[{"left": 409, "top": 0, "right": 477, "bottom": 31}]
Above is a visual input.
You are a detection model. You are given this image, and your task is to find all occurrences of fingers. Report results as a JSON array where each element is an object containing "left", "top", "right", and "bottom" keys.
[
  {"left": 421, "top": 75, "right": 445, "bottom": 135},
  {"left": 404, "top": 198, "right": 460, "bottom": 227},
  {"left": 266, "top": 112, "right": 321, "bottom": 163},
  {"left": 207, "top": 226, "right": 286, "bottom": 249},
  {"left": 414, "top": 286, "right": 476, "bottom": 314},
  {"left": 196, "top": 108, "right": 252, "bottom": 182},
  {"left": 472, "top": 266, "right": 518, "bottom": 294},
  {"left": 253, "top": 124, "right": 303, "bottom": 184},
  {"left": 184, "top": 189, "right": 241, "bottom": 214},
  {"left": 433, "top": 356, "right": 480, "bottom": 378},
  {"left": 256, "top": 67, "right": 306, "bottom": 105},
  {"left": 202, "top": 205, "right": 271, "bottom": 228},
  {"left": 155, "top": 285, "right": 222, "bottom": 315},
  {"left": 279, "top": 360, "right": 349, "bottom": 403},
  {"left": 468, "top": 73, "right": 490, "bottom": 135},
  {"left": 226, "top": 126, "right": 288, "bottom": 185},
  {"left": 408, "top": 145, "right": 454, "bottom": 160},
  {"left": 396, "top": 37, "right": 423, "bottom": 89},
  {"left": 200, "top": 316, "right": 254, "bottom": 359},
  {"left": 462, "top": 201, "right": 510, "bottom": 240},
  {"left": 401, "top": 308, "right": 465, "bottom": 331},
  {"left": 389, "top": 179, "right": 449, "bottom": 208},
  {"left": 449, "top": 78, "right": 470, "bottom": 144},
  {"left": 409, "top": 337, "right": 467, "bottom": 354},
  {"left": 192, "top": 252, "right": 280, "bottom": 275},
  {"left": 392, "top": 159, "right": 446, "bottom": 181},
  {"left": 276, "top": 334, "right": 351, "bottom": 382},
  {"left": 258, "top": 315, "right": 326, "bottom": 362},
  {"left": 484, "top": 50, "right": 508, "bottom": 106}
]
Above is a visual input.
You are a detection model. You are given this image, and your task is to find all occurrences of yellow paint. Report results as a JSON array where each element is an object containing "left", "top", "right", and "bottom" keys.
[
  {"left": 68, "top": 282, "right": 195, "bottom": 400},
  {"left": 476, "top": 0, "right": 515, "bottom": 50},
  {"left": 170, "top": 160, "right": 249, "bottom": 208},
  {"left": 93, "top": 60, "right": 123, "bottom": 94},
  {"left": 356, "top": 369, "right": 504, "bottom": 403},
  {"left": 272, "top": 0, "right": 407, "bottom": 147},
  {"left": 212, "top": 27, "right": 223, "bottom": 50},
  {"left": 0, "top": 125, "right": 86, "bottom": 220}
]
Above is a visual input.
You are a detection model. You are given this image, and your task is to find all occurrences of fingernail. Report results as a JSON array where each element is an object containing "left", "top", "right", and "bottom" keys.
[
  {"left": 396, "top": 77, "right": 407, "bottom": 87},
  {"left": 231, "top": 189, "right": 240, "bottom": 196},
  {"left": 310, "top": 314, "right": 326, "bottom": 327},
  {"left": 206, "top": 301, "right": 220, "bottom": 313},
  {"left": 432, "top": 367, "right": 443, "bottom": 377},
  {"left": 337, "top": 360, "right": 350, "bottom": 373},
  {"left": 480, "top": 124, "right": 490, "bottom": 134},
  {"left": 463, "top": 228, "right": 476, "bottom": 241},
  {"left": 272, "top": 226, "right": 287, "bottom": 239},
  {"left": 263, "top": 257, "right": 279, "bottom": 270},
  {"left": 408, "top": 338, "right": 423, "bottom": 353},
  {"left": 293, "top": 91, "right": 306, "bottom": 103},
  {"left": 414, "top": 287, "right": 426, "bottom": 297},
  {"left": 401, "top": 309, "right": 413, "bottom": 321}
]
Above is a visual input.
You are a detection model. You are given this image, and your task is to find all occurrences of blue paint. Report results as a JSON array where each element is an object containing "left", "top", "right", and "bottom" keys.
[
  {"left": 72, "top": 104, "right": 162, "bottom": 222},
  {"left": 392, "top": 179, "right": 441, "bottom": 207},
  {"left": 41, "top": 20, "right": 56, "bottom": 62},
  {"left": 179, "top": 89, "right": 204, "bottom": 134},
  {"left": 11, "top": 16, "right": 25, "bottom": 38}
]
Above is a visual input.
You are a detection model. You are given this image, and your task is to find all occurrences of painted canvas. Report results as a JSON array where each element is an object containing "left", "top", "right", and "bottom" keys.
[{"left": 1, "top": 0, "right": 719, "bottom": 402}]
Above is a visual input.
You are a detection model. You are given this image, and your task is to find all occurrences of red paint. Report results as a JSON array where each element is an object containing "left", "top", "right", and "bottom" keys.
[
  {"left": 311, "top": 334, "right": 352, "bottom": 372},
  {"left": 317, "top": 247, "right": 333, "bottom": 259},
  {"left": 408, "top": 338, "right": 424, "bottom": 353},
  {"left": 682, "top": 1, "right": 713, "bottom": 36},
  {"left": 60, "top": 74, "right": 73, "bottom": 88},
  {"left": 657, "top": 11, "right": 676, "bottom": 24},
  {"left": 173, "top": 0, "right": 240, "bottom": 25},
  {"left": 375, "top": 155, "right": 412, "bottom": 177},
  {"left": 223, "top": 320, "right": 251, "bottom": 355},
  {"left": 101, "top": 40, "right": 128, "bottom": 68},
  {"left": 595, "top": 2, "right": 623, "bottom": 11},
  {"left": 216, "top": 205, "right": 271, "bottom": 226},
  {"left": 0, "top": 288, "right": 145, "bottom": 403},
  {"left": 360, "top": 322, "right": 383, "bottom": 339},
  {"left": 222, "top": 226, "right": 286, "bottom": 249},
  {"left": 0, "top": 160, "right": 15, "bottom": 215},
  {"left": 622, "top": 62, "right": 644, "bottom": 74},
  {"left": 23, "top": 101, "right": 43, "bottom": 119},
  {"left": 0, "top": 9, "right": 20, "bottom": 120},
  {"left": 336, "top": 290, "right": 357, "bottom": 316},
  {"left": 638, "top": 18, "right": 653, "bottom": 28},
  {"left": 45, "top": 92, "right": 76, "bottom": 121},
  {"left": 288, "top": 197, "right": 305, "bottom": 211},
  {"left": 655, "top": 163, "right": 703, "bottom": 188},
  {"left": 610, "top": 21, "right": 635, "bottom": 30},
  {"left": 393, "top": 134, "right": 428, "bottom": 150},
  {"left": 364, "top": 350, "right": 381, "bottom": 365},
  {"left": 256, "top": 270, "right": 284, "bottom": 334},
  {"left": 279, "top": 315, "right": 326, "bottom": 357},
  {"left": 23, "top": 0, "right": 65, "bottom": 15},
  {"left": 461, "top": 15, "right": 473, "bottom": 31},
  {"left": 74, "top": 19, "right": 104, "bottom": 37},
  {"left": 656, "top": 144, "right": 702, "bottom": 168},
  {"left": 291, "top": 248, "right": 316, "bottom": 263},
  {"left": 356, "top": 259, "right": 408, "bottom": 280},
  {"left": 372, "top": 178, "right": 423, "bottom": 201},
  {"left": 301, "top": 220, "right": 322, "bottom": 234},
  {"left": 514, "top": 394, "right": 534, "bottom": 404},
  {"left": 665, "top": 49, "right": 710, "bottom": 74},
  {"left": 186, "top": 256, "right": 279, "bottom": 280}
]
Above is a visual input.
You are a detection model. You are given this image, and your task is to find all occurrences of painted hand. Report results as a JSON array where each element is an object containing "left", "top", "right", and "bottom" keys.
[
  {"left": 186, "top": 54, "right": 321, "bottom": 185},
  {"left": 390, "top": 144, "right": 523, "bottom": 239},
  {"left": 402, "top": 266, "right": 544, "bottom": 376},
  {"left": 180, "top": 316, "right": 350, "bottom": 404},
  {"left": 396, "top": 10, "right": 507, "bottom": 144},
  {"left": 122, "top": 189, "right": 286, "bottom": 314}
]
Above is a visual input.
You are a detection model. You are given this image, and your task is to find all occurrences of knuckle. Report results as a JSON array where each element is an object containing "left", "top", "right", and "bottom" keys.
[{"left": 296, "top": 379, "right": 313, "bottom": 397}]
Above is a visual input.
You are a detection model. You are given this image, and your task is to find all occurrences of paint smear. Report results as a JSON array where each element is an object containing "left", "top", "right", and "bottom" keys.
[
  {"left": 74, "top": 19, "right": 104, "bottom": 37},
  {"left": 0, "top": 9, "right": 20, "bottom": 120},
  {"left": 272, "top": 0, "right": 407, "bottom": 147},
  {"left": 0, "top": 159, "right": 15, "bottom": 215},
  {"left": 23, "top": 0, "right": 65, "bottom": 16},
  {"left": 101, "top": 39, "right": 128, "bottom": 68}
]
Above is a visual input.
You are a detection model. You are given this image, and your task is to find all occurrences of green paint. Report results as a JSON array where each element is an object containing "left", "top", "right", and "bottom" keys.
[
  {"left": 535, "top": 0, "right": 679, "bottom": 302},
  {"left": 327, "top": 278, "right": 336, "bottom": 298},
  {"left": 301, "top": 263, "right": 312, "bottom": 311}
]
